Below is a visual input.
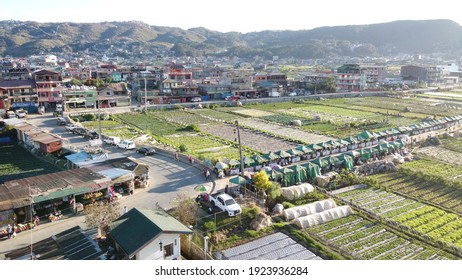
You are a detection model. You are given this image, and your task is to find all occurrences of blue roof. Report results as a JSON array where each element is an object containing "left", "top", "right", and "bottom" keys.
[{"left": 65, "top": 151, "right": 90, "bottom": 163}]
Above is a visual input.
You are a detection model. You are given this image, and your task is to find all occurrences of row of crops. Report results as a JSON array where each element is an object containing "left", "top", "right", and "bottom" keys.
[
  {"left": 334, "top": 186, "right": 462, "bottom": 253},
  {"left": 307, "top": 214, "right": 455, "bottom": 259}
]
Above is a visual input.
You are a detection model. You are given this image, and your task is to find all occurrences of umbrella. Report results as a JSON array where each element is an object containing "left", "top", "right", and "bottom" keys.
[
  {"left": 229, "top": 176, "right": 248, "bottom": 185},
  {"left": 194, "top": 184, "right": 210, "bottom": 192},
  {"left": 215, "top": 161, "right": 229, "bottom": 170}
]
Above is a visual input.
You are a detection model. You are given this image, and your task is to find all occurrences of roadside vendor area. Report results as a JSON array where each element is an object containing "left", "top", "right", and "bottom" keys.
[{"left": 0, "top": 157, "right": 150, "bottom": 239}]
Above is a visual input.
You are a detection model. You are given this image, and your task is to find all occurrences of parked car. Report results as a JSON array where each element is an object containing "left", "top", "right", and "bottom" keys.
[
  {"left": 103, "top": 136, "right": 121, "bottom": 145},
  {"left": 136, "top": 146, "right": 156, "bottom": 155},
  {"left": 72, "top": 127, "right": 87, "bottom": 136},
  {"left": 117, "top": 140, "right": 136, "bottom": 150},
  {"left": 191, "top": 97, "right": 202, "bottom": 102},
  {"left": 56, "top": 117, "right": 67, "bottom": 125},
  {"left": 6, "top": 111, "right": 17, "bottom": 119},
  {"left": 15, "top": 109, "right": 27, "bottom": 118},
  {"left": 65, "top": 124, "right": 79, "bottom": 132},
  {"left": 225, "top": 96, "right": 240, "bottom": 101},
  {"left": 84, "top": 130, "right": 99, "bottom": 140}
]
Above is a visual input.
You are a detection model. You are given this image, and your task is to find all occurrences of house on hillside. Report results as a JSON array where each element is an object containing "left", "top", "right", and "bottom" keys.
[{"left": 109, "top": 208, "right": 193, "bottom": 260}]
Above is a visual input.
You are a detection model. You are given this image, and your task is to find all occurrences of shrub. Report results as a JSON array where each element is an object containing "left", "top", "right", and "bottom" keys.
[
  {"left": 282, "top": 201, "right": 295, "bottom": 209},
  {"left": 179, "top": 144, "right": 188, "bottom": 152},
  {"left": 81, "top": 113, "right": 96, "bottom": 121},
  {"left": 242, "top": 206, "right": 260, "bottom": 219},
  {"left": 244, "top": 229, "right": 259, "bottom": 238},
  {"left": 204, "top": 220, "right": 216, "bottom": 232}
]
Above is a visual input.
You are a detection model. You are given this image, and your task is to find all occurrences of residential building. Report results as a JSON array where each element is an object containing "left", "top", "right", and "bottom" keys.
[
  {"left": 62, "top": 87, "right": 97, "bottom": 109},
  {"left": 0, "top": 80, "right": 37, "bottom": 111},
  {"left": 336, "top": 64, "right": 366, "bottom": 92},
  {"left": 33, "top": 69, "right": 64, "bottom": 109},
  {"left": 110, "top": 208, "right": 193, "bottom": 260},
  {"left": 97, "top": 82, "right": 130, "bottom": 108}
]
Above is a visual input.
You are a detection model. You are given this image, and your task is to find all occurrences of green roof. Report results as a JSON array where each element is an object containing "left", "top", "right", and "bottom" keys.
[{"left": 110, "top": 208, "right": 192, "bottom": 257}]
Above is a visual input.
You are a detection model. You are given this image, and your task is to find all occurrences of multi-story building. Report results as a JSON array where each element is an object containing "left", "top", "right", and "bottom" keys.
[
  {"left": 0, "top": 80, "right": 37, "bottom": 111},
  {"left": 336, "top": 64, "right": 387, "bottom": 91},
  {"left": 33, "top": 69, "right": 64, "bottom": 109},
  {"left": 401, "top": 65, "right": 445, "bottom": 85},
  {"left": 63, "top": 87, "right": 97, "bottom": 109},
  {"left": 254, "top": 72, "right": 288, "bottom": 94}
]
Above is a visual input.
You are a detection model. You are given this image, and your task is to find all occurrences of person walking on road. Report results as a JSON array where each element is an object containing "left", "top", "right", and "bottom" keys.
[
  {"left": 123, "top": 206, "right": 128, "bottom": 214},
  {"left": 175, "top": 152, "right": 179, "bottom": 161},
  {"left": 6, "top": 224, "right": 12, "bottom": 239}
]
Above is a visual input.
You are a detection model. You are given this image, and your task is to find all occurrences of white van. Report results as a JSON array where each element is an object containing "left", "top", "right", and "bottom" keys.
[
  {"left": 104, "top": 136, "right": 121, "bottom": 145},
  {"left": 117, "top": 140, "right": 136, "bottom": 150}
]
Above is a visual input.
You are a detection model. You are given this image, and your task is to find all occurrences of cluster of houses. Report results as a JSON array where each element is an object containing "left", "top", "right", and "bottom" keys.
[{"left": 1, "top": 54, "right": 462, "bottom": 114}]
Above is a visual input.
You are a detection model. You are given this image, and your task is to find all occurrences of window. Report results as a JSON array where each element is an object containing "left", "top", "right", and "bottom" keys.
[{"left": 164, "top": 243, "right": 174, "bottom": 257}]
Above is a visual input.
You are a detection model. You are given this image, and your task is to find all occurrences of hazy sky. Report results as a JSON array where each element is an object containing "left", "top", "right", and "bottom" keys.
[{"left": 1, "top": 0, "right": 461, "bottom": 33}]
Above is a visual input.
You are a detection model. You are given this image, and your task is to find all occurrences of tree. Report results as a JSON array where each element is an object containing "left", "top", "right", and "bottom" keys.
[
  {"left": 171, "top": 192, "right": 200, "bottom": 226},
  {"left": 252, "top": 170, "right": 271, "bottom": 192},
  {"left": 85, "top": 201, "right": 121, "bottom": 236},
  {"left": 321, "top": 76, "right": 337, "bottom": 93}
]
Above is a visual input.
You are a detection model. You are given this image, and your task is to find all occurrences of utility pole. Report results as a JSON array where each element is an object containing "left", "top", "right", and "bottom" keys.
[
  {"left": 98, "top": 99, "right": 102, "bottom": 141},
  {"left": 144, "top": 77, "right": 147, "bottom": 111},
  {"left": 235, "top": 120, "right": 244, "bottom": 176}
]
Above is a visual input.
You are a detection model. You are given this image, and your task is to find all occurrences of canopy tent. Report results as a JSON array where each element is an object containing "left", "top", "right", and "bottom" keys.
[
  {"left": 306, "top": 143, "right": 323, "bottom": 151},
  {"left": 345, "top": 150, "right": 360, "bottom": 157},
  {"left": 359, "top": 148, "right": 373, "bottom": 161},
  {"left": 394, "top": 139, "right": 406, "bottom": 148},
  {"left": 311, "top": 157, "right": 329, "bottom": 168},
  {"left": 229, "top": 176, "right": 248, "bottom": 185},
  {"left": 226, "top": 158, "right": 241, "bottom": 167},
  {"left": 266, "top": 169, "right": 283, "bottom": 181},
  {"left": 295, "top": 145, "right": 313, "bottom": 154},
  {"left": 264, "top": 151, "right": 281, "bottom": 161},
  {"left": 251, "top": 154, "right": 268, "bottom": 164},
  {"left": 288, "top": 164, "right": 308, "bottom": 184},
  {"left": 280, "top": 167, "right": 296, "bottom": 187},
  {"left": 300, "top": 162, "right": 321, "bottom": 180},
  {"left": 324, "top": 156, "right": 340, "bottom": 166},
  {"left": 242, "top": 156, "right": 256, "bottom": 167},
  {"left": 287, "top": 148, "right": 304, "bottom": 156},
  {"left": 215, "top": 161, "right": 229, "bottom": 170},
  {"left": 275, "top": 150, "right": 292, "bottom": 158},
  {"left": 334, "top": 154, "right": 354, "bottom": 171},
  {"left": 358, "top": 131, "right": 375, "bottom": 141},
  {"left": 343, "top": 136, "right": 360, "bottom": 144}
]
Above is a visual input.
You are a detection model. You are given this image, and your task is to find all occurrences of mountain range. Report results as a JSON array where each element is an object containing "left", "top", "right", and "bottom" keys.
[{"left": 1, "top": 19, "right": 461, "bottom": 59}]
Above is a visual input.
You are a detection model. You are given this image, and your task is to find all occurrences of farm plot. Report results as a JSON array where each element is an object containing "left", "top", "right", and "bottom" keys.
[
  {"left": 0, "top": 144, "right": 60, "bottom": 183},
  {"left": 233, "top": 108, "right": 275, "bottom": 118},
  {"left": 237, "top": 118, "right": 334, "bottom": 144},
  {"left": 306, "top": 215, "right": 455, "bottom": 259},
  {"left": 335, "top": 186, "right": 462, "bottom": 251},
  {"left": 80, "top": 120, "right": 139, "bottom": 139},
  {"left": 163, "top": 133, "right": 247, "bottom": 160},
  {"left": 371, "top": 172, "right": 462, "bottom": 214},
  {"left": 416, "top": 146, "right": 462, "bottom": 166},
  {"left": 116, "top": 112, "right": 183, "bottom": 136},
  {"left": 190, "top": 108, "right": 245, "bottom": 123},
  {"left": 198, "top": 123, "right": 299, "bottom": 153},
  {"left": 152, "top": 110, "right": 215, "bottom": 126},
  {"left": 440, "top": 136, "right": 462, "bottom": 153},
  {"left": 399, "top": 158, "right": 462, "bottom": 182}
]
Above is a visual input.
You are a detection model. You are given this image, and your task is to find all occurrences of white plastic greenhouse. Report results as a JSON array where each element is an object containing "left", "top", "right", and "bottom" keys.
[
  {"left": 281, "top": 183, "right": 315, "bottom": 200},
  {"left": 294, "top": 205, "right": 353, "bottom": 228},
  {"left": 283, "top": 199, "right": 337, "bottom": 221}
]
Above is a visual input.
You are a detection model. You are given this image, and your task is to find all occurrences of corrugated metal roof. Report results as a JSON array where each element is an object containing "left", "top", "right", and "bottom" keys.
[
  {"left": 220, "top": 232, "right": 322, "bottom": 260},
  {"left": 0, "top": 168, "right": 111, "bottom": 211}
]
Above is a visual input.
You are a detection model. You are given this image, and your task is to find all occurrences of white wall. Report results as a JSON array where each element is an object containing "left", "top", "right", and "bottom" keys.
[{"left": 136, "top": 233, "right": 181, "bottom": 260}]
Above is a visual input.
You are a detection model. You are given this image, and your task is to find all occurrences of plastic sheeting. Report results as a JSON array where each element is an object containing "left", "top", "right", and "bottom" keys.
[
  {"left": 294, "top": 205, "right": 352, "bottom": 228},
  {"left": 283, "top": 199, "right": 337, "bottom": 221},
  {"left": 281, "top": 183, "right": 314, "bottom": 200}
]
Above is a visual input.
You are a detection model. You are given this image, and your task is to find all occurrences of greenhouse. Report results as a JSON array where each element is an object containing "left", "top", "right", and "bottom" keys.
[
  {"left": 294, "top": 205, "right": 353, "bottom": 228},
  {"left": 281, "top": 183, "right": 314, "bottom": 200},
  {"left": 283, "top": 199, "right": 337, "bottom": 221}
]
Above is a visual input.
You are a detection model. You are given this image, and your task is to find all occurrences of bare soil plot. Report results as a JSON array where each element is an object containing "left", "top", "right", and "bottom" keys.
[
  {"left": 199, "top": 123, "right": 300, "bottom": 153},
  {"left": 238, "top": 118, "right": 334, "bottom": 144}
]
